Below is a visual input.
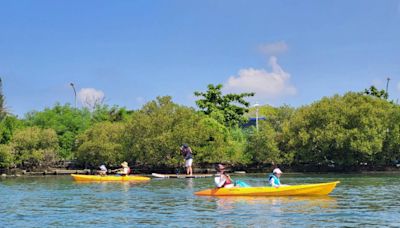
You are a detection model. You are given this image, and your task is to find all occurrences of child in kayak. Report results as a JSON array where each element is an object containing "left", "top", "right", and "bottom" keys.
[
  {"left": 268, "top": 168, "right": 283, "bottom": 187},
  {"left": 214, "top": 164, "right": 235, "bottom": 188},
  {"left": 97, "top": 164, "right": 108, "bottom": 176}
]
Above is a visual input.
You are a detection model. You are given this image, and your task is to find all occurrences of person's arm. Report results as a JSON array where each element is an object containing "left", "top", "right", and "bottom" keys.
[
  {"left": 269, "top": 178, "right": 279, "bottom": 188},
  {"left": 215, "top": 175, "right": 226, "bottom": 188}
]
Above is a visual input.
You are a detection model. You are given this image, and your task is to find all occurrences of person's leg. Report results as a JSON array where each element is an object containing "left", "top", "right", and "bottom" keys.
[
  {"left": 187, "top": 159, "right": 193, "bottom": 175},
  {"left": 185, "top": 159, "right": 189, "bottom": 175}
]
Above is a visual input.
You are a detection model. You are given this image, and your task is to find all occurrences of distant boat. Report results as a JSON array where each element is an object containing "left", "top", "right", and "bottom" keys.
[
  {"left": 234, "top": 171, "right": 246, "bottom": 174},
  {"left": 152, "top": 173, "right": 213, "bottom": 179}
]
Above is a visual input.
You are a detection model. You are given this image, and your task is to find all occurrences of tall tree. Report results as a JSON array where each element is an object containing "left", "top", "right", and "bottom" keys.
[
  {"left": 0, "top": 77, "right": 7, "bottom": 121},
  {"left": 194, "top": 84, "right": 255, "bottom": 127}
]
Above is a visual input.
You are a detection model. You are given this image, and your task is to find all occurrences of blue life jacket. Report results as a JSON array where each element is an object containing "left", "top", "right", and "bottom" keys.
[{"left": 268, "top": 174, "right": 281, "bottom": 186}]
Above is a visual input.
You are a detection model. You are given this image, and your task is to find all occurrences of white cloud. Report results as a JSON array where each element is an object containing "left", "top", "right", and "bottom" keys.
[
  {"left": 223, "top": 56, "right": 296, "bottom": 99},
  {"left": 258, "top": 41, "right": 288, "bottom": 56},
  {"left": 397, "top": 82, "right": 400, "bottom": 92},
  {"left": 78, "top": 88, "right": 105, "bottom": 109},
  {"left": 135, "top": 96, "right": 145, "bottom": 104}
]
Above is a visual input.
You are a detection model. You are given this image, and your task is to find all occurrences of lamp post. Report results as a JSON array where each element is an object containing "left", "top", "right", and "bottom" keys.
[
  {"left": 254, "top": 102, "right": 260, "bottom": 132},
  {"left": 70, "top": 83, "right": 77, "bottom": 109}
]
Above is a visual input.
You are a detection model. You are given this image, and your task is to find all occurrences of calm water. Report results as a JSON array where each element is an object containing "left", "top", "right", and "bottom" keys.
[{"left": 1, "top": 173, "right": 400, "bottom": 227}]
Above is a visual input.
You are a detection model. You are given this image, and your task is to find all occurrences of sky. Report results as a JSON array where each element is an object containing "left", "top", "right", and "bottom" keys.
[{"left": 1, "top": 0, "right": 400, "bottom": 117}]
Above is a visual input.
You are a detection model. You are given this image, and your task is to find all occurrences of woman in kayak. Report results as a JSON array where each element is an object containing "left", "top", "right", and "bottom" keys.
[
  {"left": 115, "top": 161, "right": 131, "bottom": 176},
  {"left": 268, "top": 168, "right": 283, "bottom": 187},
  {"left": 214, "top": 164, "right": 235, "bottom": 188}
]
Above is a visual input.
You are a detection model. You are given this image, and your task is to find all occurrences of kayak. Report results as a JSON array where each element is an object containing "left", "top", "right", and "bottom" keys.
[
  {"left": 71, "top": 174, "right": 150, "bottom": 181},
  {"left": 151, "top": 173, "right": 213, "bottom": 178},
  {"left": 195, "top": 181, "right": 340, "bottom": 196}
]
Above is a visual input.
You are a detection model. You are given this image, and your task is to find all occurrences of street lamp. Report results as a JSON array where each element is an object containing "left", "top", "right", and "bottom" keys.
[
  {"left": 254, "top": 102, "right": 260, "bottom": 132},
  {"left": 70, "top": 83, "right": 77, "bottom": 109}
]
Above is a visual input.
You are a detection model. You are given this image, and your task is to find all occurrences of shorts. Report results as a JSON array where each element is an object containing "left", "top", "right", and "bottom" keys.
[{"left": 185, "top": 158, "right": 193, "bottom": 167}]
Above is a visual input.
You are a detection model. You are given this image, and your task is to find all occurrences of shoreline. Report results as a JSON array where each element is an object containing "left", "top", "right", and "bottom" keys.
[{"left": 1, "top": 167, "right": 400, "bottom": 177}]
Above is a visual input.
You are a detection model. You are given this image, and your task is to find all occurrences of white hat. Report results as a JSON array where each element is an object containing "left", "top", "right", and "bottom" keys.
[{"left": 273, "top": 168, "right": 283, "bottom": 174}]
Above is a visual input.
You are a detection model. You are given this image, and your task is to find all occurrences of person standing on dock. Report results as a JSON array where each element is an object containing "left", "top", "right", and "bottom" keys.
[{"left": 180, "top": 144, "right": 193, "bottom": 176}]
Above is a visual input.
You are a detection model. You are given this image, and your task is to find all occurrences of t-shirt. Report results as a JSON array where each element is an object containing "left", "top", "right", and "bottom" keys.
[{"left": 182, "top": 147, "right": 193, "bottom": 160}]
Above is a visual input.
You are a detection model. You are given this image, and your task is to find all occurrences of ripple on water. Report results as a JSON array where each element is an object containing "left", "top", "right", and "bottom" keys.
[{"left": 1, "top": 174, "right": 400, "bottom": 227}]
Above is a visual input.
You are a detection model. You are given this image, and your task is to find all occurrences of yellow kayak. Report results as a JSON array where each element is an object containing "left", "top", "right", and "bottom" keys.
[
  {"left": 71, "top": 174, "right": 151, "bottom": 181},
  {"left": 195, "top": 181, "right": 340, "bottom": 196}
]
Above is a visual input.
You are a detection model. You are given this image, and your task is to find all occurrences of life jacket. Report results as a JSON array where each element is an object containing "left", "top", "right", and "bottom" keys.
[
  {"left": 268, "top": 174, "right": 281, "bottom": 186},
  {"left": 223, "top": 174, "right": 232, "bottom": 186}
]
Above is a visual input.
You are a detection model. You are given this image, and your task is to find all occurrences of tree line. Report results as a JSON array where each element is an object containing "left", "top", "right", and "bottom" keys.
[{"left": 1, "top": 81, "right": 399, "bottom": 171}]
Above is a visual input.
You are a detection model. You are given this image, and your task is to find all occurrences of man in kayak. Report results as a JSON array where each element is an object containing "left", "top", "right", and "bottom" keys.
[
  {"left": 268, "top": 168, "right": 283, "bottom": 188},
  {"left": 180, "top": 144, "right": 193, "bottom": 176},
  {"left": 214, "top": 164, "right": 235, "bottom": 188},
  {"left": 114, "top": 161, "right": 131, "bottom": 176}
]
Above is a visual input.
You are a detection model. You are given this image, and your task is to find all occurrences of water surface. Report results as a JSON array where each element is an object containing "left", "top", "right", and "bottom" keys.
[{"left": 1, "top": 173, "right": 399, "bottom": 227}]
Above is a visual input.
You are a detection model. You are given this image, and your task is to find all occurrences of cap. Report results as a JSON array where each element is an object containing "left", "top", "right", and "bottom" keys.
[{"left": 273, "top": 168, "right": 283, "bottom": 174}]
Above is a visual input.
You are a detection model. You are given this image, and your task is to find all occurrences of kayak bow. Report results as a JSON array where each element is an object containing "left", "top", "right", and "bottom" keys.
[
  {"left": 71, "top": 174, "right": 150, "bottom": 181},
  {"left": 195, "top": 181, "right": 340, "bottom": 196}
]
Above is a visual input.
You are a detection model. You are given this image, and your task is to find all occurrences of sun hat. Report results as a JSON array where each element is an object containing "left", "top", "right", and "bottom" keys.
[
  {"left": 121, "top": 162, "right": 128, "bottom": 168},
  {"left": 273, "top": 168, "right": 283, "bottom": 174}
]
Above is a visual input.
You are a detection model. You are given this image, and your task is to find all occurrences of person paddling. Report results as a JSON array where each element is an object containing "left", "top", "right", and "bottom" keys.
[
  {"left": 268, "top": 168, "right": 283, "bottom": 188},
  {"left": 214, "top": 164, "right": 235, "bottom": 188},
  {"left": 115, "top": 161, "right": 131, "bottom": 176}
]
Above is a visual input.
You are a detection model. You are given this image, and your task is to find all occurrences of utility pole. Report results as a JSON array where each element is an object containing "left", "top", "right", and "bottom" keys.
[{"left": 70, "top": 83, "right": 77, "bottom": 109}]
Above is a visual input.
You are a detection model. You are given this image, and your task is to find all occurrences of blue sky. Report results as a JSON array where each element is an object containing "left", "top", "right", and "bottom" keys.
[{"left": 1, "top": 0, "right": 400, "bottom": 117}]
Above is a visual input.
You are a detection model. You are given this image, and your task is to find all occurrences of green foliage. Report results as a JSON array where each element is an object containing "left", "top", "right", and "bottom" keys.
[
  {"left": 194, "top": 84, "right": 255, "bottom": 127},
  {"left": 246, "top": 123, "right": 281, "bottom": 164},
  {"left": 76, "top": 122, "right": 125, "bottom": 168},
  {"left": 91, "top": 105, "right": 131, "bottom": 123},
  {"left": 25, "top": 103, "right": 92, "bottom": 159},
  {"left": 0, "top": 115, "right": 25, "bottom": 144},
  {"left": 124, "top": 96, "right": 240, "bottom": 167},
  {"left": 0, "top": 144, "right": 13, "bottom": 168},
  {"left": 364, "top": 86, "right": 388, "bottom": 99},
  {"left": 11, "top": 127, "right": 59, "bottom": 168},
  {"left": 284, "top": 92, "right": 394, "bottom": 167}
]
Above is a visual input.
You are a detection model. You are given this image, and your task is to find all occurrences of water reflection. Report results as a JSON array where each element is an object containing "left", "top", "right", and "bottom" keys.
[
  {"left": 214, "top": 195, "right": 337, "bottom": 210},
  {"left": 1, "top": 174, "right": 400, "bottom": 227},
  {"left": 186, "top": 178, "right": 193, "bottom": 189}
]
